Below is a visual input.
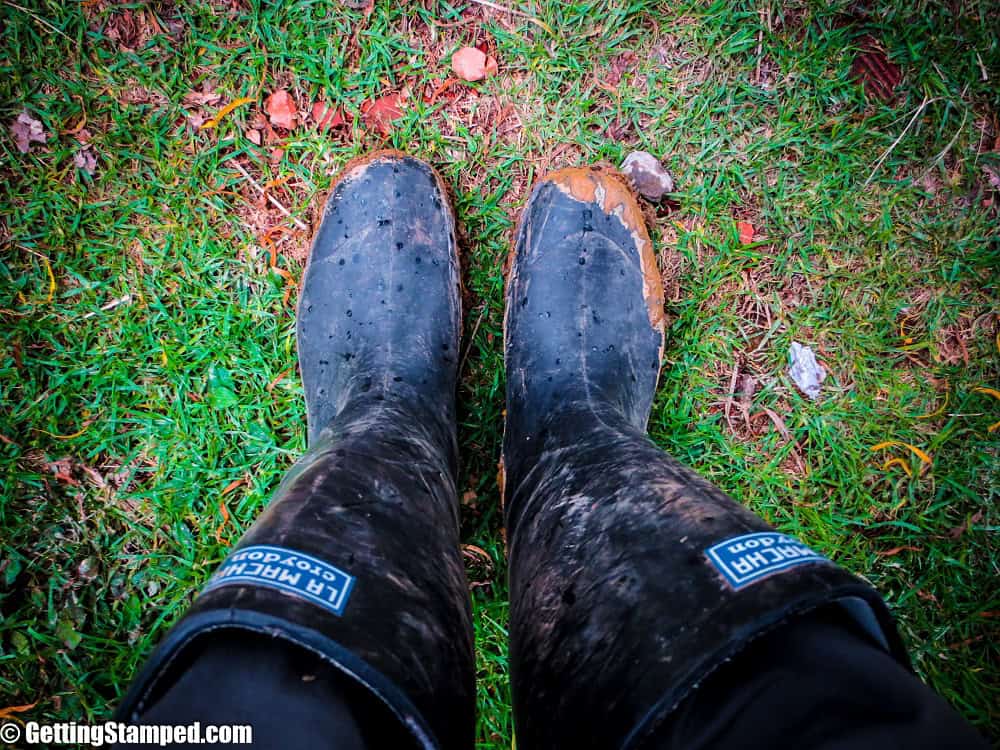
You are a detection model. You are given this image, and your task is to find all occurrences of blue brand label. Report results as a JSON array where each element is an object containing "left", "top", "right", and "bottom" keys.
[
  {"left": 706, "top": 532, "right": 828, "bottom": 590},
  {"left": 203, "top": 544, "right": 354, "bottom": 616}
]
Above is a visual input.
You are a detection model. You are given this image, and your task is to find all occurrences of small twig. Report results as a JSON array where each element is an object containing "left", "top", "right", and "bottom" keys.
[
  {"left": 3, "top": 0, "right": 72, "bottom": 41},
  {"left": 916, "top": 105, "right": 968, "bottom": 184},
  {"left": 976, "top": 52, "right": 988, "bottom": 82},
  {"left": 724, "top": 360, "right": 739, "bottom": 431},
  {"left": 466, "top": 0, "right": 531, "bottom": 18},
  {"left": 229, "top": 160, "right": 308, "bottom": 231},
  {"left": 759, "top": 408, "right": 805, "bottom": 474},
  {"left": 465, "top": 0, "right": 552, "bottom": 33},
  {"left": 81, "top": 294, "right": 132, "bottom": 319},
  {"left": 459, "top": 304, "right": 489, "bottom": 376},
  {"left": 864, "top": 96, "right": 942, "bottom": 188}
]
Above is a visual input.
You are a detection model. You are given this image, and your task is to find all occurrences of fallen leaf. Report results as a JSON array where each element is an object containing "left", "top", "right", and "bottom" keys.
[
  {"left": 10, "top": 110, "right": 47, "bottom": 154},
  {"left": 74, "top": 148, "right": 97, "bottom": 175},
  {"left": 451, "top": 47, "right": 497, "bottom": 82},
  {"left": 55, "top": 616, "right": 82, "bottom": 650},
  {"left": 183, "top": 85, "right": 222, "bottom": 107},
  {"left": 265, "top": 89, "right": 297, "bottom": 130},
  {"left": 606, "top": 50, "right": 638, "bottom": 86},
  {"left": 851, "top": 36, "right": 901, "bottom": 102},
  {"left": 104, "top": 6, "right": 153, "bottom": 51},
  {"left": 945, "top": 510, "right": 985, "bottom": 540},
  {"left": 245, "top": 128, "right": 262, "bottom": 145},
  {"left": 737, "top": 220, "right": 754, "bottom": 245},
  {"left": 362, "top": 93, "right": 403, "bottom": 136},
  {"left": 983, "top": 164, "right": 1000, "bottom": 192},
  {"left": 48, "top": 457, "right": 80, "bottom": 486},
  {"left": 311, "top": 101, "right": 349, "bottom": 131}
]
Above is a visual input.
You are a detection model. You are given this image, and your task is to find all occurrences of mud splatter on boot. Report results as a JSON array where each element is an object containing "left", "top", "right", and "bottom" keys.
[
  {"left": 502, "top": 166, "right": 908, "bottom": 750},
  {"left": 117, "top": 153, "right": 474, "bottom": 750}
]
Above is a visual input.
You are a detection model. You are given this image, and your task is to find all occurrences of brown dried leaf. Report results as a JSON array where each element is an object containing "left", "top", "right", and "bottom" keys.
[
  {"left": 10, "top": 110, "right": 47, "bottom": 154},
  {"left": 982, "top": 163, "right": 1000, "bottom": 192},
  {"left": 48, "top": 456, "right": 80, "bottom": 486},
  {"left": 265, "top": 89, "right": 297, "bottom": 130},
  {"left": 104, "top": 7, "right": 152, "bottom": 51},
  {"left": 183, "top": 84, "right": 222, "bottom": 107},
  {"left": 945, "top": 510, "right": 985, "bottom": 539},
  {"left": 311, "top": 101, "right": 349, "bottom": 131},
  {"left": 362, "top": 93, "right": 403, "bottom": 136},
  {"left": 606, "top": 50, "right": 638, "bottom": 87},
  {"left": 73, "top": 148, "right": 98, "bottom": 175},
  {"left": 451, "top": 47, "right": 496, "bottom": 82}
]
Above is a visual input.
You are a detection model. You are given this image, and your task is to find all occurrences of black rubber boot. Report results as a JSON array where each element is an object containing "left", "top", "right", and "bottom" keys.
[
  {"left": 117, "top": 152, "right": 474, "bottom": 750},
  {"left": 502, "top": 166, "right": 910, "bottom": 750}
]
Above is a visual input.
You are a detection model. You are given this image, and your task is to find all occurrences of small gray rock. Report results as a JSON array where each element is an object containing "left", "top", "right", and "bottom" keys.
[{"left": 621, "top": 150, "right": 674, "bottom": 201}]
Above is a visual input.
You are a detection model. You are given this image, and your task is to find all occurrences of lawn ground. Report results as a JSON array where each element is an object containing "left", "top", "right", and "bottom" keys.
[{"left": 1, "top": 0, "right": 998, "bottom": 745}]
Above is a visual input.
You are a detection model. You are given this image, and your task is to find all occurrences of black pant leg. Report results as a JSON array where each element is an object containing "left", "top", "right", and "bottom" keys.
[
  {"left": 122, "top": 631, "right": 419, "bottom": 749},
  {"left": 642, "top": 607, "right": 989, "bottom": 750}
]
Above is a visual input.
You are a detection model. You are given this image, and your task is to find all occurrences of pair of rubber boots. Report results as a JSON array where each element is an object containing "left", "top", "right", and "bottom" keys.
[{"left": 118, "top": 152, "right": 909, "bottom": 749}]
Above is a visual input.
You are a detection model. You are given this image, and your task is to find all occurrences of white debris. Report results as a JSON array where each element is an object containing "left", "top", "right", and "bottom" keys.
[{"left": 788, "top": 342, "right": 826, "bottom": 400}]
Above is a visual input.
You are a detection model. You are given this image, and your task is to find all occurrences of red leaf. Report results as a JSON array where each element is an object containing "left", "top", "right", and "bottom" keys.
[
  {"left": 311, "top": 101, "right": 349, "bottom": 131},
  {"left": 265, "top": 89, "right": 297, "bottom": 130},
  {"left": 452, "top": 46, "right": 497, "bottom": 82},
  {"left": 737, "top": 220, "right": 754, "bottom": 245},
  {"left": 362, "top": 94, "right": 403, "bottom": 136},
  {"left": 851, "top": 36, "right": 901, "bottom": 102}
]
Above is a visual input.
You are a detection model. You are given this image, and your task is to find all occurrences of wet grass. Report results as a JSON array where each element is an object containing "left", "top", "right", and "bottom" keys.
[{"left": 1, "top": 0, "right": 998, "bottom": 745}]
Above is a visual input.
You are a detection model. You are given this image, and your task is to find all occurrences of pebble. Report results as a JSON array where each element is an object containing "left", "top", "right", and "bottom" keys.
[{"left": 620, "top": 151, "right": 674, "bottom": 201}]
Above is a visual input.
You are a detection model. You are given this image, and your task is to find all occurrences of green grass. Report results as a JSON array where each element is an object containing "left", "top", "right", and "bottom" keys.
[{"left": 1, "top": 0, "right": 997, "bottom": 745}]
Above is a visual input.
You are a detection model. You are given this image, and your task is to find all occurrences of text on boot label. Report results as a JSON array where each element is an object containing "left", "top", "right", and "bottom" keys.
[
  {"left": 202, "top": 544, "right": 355, "bottom": 615},
  {"left": 705, "top": 532, "right": 828, "bottom": 590}
]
